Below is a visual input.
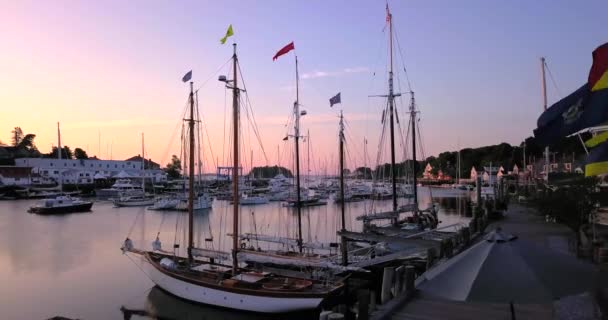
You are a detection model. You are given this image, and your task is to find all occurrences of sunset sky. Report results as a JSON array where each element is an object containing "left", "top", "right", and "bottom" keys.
[{"left": 1, "top": 0, "right": 606, "bottom": 173}]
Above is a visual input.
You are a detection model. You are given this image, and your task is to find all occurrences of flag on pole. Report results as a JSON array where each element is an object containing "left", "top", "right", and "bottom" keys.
[
  {"left": 329, "top": 92, "right": 341, "bottom": 107},
  {"left": 534, "top": 43, "right": 608, "bottom": 147},
  {"left": 182, "top": 70, "right": 192, "bottom": 83},
  {"left": 386, "top": 3, "right": 391, "bottom": 23},
  {"left": 273, "top": 42, "right": 295, "bottom": 61},
  {"left": 586, "top": 131, "right": 608, "bottom": 148},
  {"left": 585, "top": 140, "right": 608, "bottom": 177},
  {"left": 220, "top": 24, "right": 234, "bottom": 44},
  {"left": 589, "top": 43, "right": 608, "bottom": 92}
]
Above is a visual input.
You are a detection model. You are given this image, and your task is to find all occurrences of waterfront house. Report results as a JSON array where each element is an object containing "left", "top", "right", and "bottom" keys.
[
  {"left": 0, "top": 166, "right": 32, "bottom": 186},
  {"left": 14, "top": 157, "right": 167, "bottom": 185}
]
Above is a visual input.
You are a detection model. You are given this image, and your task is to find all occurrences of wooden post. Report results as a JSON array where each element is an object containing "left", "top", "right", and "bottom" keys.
[
  {"left": 426, "top": 247, "right": 436, "bottom": 270},
  {"left": 405, "top": 265, "right": 416, "bottom": 294},
  {"left": 463, "top": 227, "right": 470, "bottom": 245},
  {"left": 370, "top": 291, "right": 377, "bottom": 311},
  {"left": 357, "top": 290, "right": 370, "bottom": 320},
  {"left": 394, "top": 266, "right": 405, "bottom": 295},
  {"left": 381, "top": 267, "right": 395, "bottom": 304}
]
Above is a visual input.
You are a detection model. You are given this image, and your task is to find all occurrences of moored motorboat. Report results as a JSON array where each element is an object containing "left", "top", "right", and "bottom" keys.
[{"left": 28, "top": 195, "right": 93, "bottom": 214}]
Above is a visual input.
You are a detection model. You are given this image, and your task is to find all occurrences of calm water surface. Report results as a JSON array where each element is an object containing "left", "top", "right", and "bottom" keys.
[{"left": 0, "top": 187, "right": 470, "bottom": 320}]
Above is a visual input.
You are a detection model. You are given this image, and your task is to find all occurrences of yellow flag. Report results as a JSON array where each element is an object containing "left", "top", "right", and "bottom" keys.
[
  {"left": 585, "top": 131, "right": 608, "bottom": 148},
  {"left": 220, "top": 25, "right": 234, "bottom": 44}
]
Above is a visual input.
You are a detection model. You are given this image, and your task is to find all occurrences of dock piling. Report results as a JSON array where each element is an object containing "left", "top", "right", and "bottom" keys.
[
  {"left": 405, "top": 265, "right": 415, "bottom": 294},
  {"left": 394, "top": 266, "right": 405, "bottom": 295},
  {"left": 357, "top": 290, "right": 370, "bottom": 320},
  {"left": 381, "top": 267, "right": 395, "bottom": 304}
]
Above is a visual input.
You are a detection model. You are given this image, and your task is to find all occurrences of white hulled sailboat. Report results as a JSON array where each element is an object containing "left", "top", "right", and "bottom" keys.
[{"left": 122, "top": 43, "right": 343, "bottom": 313}]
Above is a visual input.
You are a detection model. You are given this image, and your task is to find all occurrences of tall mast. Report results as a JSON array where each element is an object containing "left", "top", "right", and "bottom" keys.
[
  {"left": 141, "top": 132, "right": 145, "bottom": 193},
  {"left": 57, "top": 122, "right": 62, "bottom": 191},
  {"left": 541, "top": 57, "right": 550, "bottom": 183},
  {"left": 231, "top": 43, "right": 240, "bottom": 275},
  {"left": 187, "top": 81, "right": 195, "bottom": 263},
  {"left": 387, "top": 5, "right": 399, "bottom": 220},
  {"left": 339, "top": 110, "right": 348, "bottom": 266},
  {"left": 410, "top": 92, "right": 418, "bottom": 209},
  {"left": 294, "top": 56, "right": 303, "bottom": 253},
  {"left": 307, "top": 129, "right": 310, "bottom": 185}
]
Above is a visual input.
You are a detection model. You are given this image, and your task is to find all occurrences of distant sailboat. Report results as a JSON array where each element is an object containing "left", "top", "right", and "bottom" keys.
[
  {"left": 114, "top": 133, "right": 155, "bottom": 207},
  {"left": 356, "top": 3, "right": 437, "bottom": 230}
]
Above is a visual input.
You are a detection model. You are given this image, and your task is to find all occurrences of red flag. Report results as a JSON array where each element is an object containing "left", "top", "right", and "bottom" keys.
[
  {"left": 589, "top": 43, "right": 608, "bottom": 91},
  {"left": 386, "top": 4, "right": 391, "bottom": 23},
  {"left": 272, "top": 42, "right": 295, "bottom": 61}
]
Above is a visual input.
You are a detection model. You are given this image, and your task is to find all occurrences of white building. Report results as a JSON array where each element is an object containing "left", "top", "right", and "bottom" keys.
[{"left": 14, "top": 158, "right": 167, "bottom": 184}]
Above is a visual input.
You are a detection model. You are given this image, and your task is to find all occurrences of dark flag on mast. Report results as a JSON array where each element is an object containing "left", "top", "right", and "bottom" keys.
[
  {"left": 182, "top": 70, "right": 192, "bottom": 83},
  {"left": 534, "top": 43, "right": 608, "bottom": 147},
  {"left": 330, "top": 92, "right": 341, "bottom": 107},
  {"left": 273, "top": 42, "right": 295, "bottom": 61}
]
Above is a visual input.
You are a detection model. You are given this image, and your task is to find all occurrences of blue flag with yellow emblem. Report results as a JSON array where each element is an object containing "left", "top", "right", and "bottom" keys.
[{"left": 534, "top": 83, "right": 608, "bottom": 147}]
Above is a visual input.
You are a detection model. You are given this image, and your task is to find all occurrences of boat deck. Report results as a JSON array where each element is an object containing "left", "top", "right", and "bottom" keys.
[{"left": 145, "top": 252, "right": 342, "bottom": 296}]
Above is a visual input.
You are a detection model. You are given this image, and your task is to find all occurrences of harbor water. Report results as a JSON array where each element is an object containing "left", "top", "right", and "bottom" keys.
[{"left": 0, "top": 187, "right": 471, "bottom": 320}]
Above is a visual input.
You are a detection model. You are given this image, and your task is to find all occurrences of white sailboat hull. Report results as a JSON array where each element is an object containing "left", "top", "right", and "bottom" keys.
[{"left": 141, "top": 259, "right": 323, "bottom": 313}]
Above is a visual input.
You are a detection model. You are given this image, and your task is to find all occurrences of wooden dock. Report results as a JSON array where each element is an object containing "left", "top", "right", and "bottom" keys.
[{"left": 389, "top": 298, "right": 552, "bottom": 320}]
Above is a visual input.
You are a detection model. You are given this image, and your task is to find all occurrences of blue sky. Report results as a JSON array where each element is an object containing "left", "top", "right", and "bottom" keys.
[{"left": 0, "top": 0, "right": 606, "bottom": 170}]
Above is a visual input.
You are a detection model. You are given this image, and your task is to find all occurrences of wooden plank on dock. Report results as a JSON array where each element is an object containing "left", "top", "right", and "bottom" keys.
[{"left": 387, "top": 298, "right": 552, "bottom": 320}]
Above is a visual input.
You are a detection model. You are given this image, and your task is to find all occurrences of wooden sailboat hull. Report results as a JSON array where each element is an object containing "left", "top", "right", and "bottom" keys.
[{"left": 140, "top": 255, "right": 326, "bottom": 313}]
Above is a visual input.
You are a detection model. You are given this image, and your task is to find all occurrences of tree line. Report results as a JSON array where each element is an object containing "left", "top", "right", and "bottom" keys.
[
  {"left": 1, "top": 127, "right": 90, "bottom": 165},
  {"left": 351, "top": 134, "right": 588, "bottom": 179}
]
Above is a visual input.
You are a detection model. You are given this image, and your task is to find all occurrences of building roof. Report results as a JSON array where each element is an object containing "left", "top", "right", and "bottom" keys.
[
  {"left": 125, "top": 155, "right": 160, "bottom": 169},
  {"left": 0, "top": 166, "right": 31, "bottom": 178}
]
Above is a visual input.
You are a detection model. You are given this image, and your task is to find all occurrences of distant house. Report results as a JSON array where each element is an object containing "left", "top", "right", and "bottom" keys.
[
  {"left": 470, "top": 166, "right": 478, "bottom": 180},
  {"left": 125, "top": 155, "right": 161, "bottom": 170},
  {"left": 423, "top": 163, "right": 434, "bottom": 179},
  {"left": 0, "top": 166, "right": 32, "bottom": 186}
]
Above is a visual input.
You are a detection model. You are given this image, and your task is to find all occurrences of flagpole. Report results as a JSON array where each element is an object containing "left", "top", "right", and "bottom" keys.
[{"left": 541, "top": 57, "right": 550, "bottom": 184}]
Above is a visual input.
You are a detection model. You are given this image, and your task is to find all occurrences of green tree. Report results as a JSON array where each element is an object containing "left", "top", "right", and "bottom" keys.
[
  {"left": 74, "top": 148, "right": 88, "bottom": 159},
  {"left": 17, "top": 134, "right": 38, "bottom": 153},
  {"left": 165, "top": 155, "right": 182, "bottom": 179},
  {"left": 45, "top": 146, "right": 73, "bottom": 159},
  {"left": 249, "top": 165, "right": 293, "bottom": 179},
  {"left": 11, "top": 127, "right": 23, "bottom": 146},
  {"left": 355, "top": 167, "right": 373, "bottom": 179}
]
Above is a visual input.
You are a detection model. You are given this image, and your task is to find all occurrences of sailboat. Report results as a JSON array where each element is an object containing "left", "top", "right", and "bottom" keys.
[
  {"left": 122, "top": 44, "right": 343, "bottom": 313},
  {"left": 28, "top": 123, "right": 93, "bottom": 214},
  {"left": 283, "top": 95, "right": 325, "bottom": 208},
  {"left": 237, "top": 60, "right": 357, "bottom": 275},
  {"left": 114, "top": 133, "right": 155, "bottom": 207},
  {"left": 356, "top": 4, "right": 437, "bottom": 230}
]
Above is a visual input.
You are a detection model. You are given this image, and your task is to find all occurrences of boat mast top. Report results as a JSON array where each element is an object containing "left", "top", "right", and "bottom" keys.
[{"left": 409, "top": 92, "right": 418, "bottom": 210}]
